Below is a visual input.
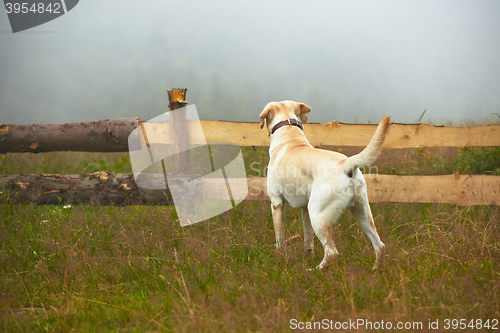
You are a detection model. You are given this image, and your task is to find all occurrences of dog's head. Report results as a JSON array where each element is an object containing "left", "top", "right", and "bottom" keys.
[{"left": 259, "top": 101, "right": 311, "bottom": 134}]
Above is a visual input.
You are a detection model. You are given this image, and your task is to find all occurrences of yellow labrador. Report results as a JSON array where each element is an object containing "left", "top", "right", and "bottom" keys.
[{"left": 259, "top": 101, "right": 390, "bottom": 270}]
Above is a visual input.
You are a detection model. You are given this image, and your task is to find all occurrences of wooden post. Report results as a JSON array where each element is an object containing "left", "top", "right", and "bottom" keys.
[{"left": 167, "top": 88, "right": 190, "bottom": 174}]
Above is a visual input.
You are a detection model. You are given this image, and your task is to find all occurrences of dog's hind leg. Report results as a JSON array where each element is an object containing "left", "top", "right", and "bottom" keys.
[
  {"left": 301, "top": 207, "right": 315, "bottom": 254},
  {"left": 308, "top": 203, "right": 344, "bottom": 270},
  {"left": 350, "top": 190, "right": 385, "bottom": 270}
]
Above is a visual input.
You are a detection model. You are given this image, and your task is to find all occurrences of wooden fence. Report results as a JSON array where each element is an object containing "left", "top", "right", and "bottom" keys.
[
  {"left": 2, "top": 119, "right": 498, "bottom": 154},
  {"left": 1, "top": 90, "right": 499, "bottom": 206}
]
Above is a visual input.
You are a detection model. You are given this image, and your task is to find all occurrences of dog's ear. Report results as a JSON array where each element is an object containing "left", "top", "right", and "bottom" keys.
[
  {"left": 259, "top": 104, "right": 273, "bottom": 129},
  {"left": 296, "top": 103, "right": 311, "bottom": 123}
]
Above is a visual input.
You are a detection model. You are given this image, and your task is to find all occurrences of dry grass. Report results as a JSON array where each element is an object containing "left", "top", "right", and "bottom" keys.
[
  {"left": 1, "top": 150, "right": 499, "bottom": 331},
  {"left": 1, "top": 200, "right": 499, "bottom": 332}
]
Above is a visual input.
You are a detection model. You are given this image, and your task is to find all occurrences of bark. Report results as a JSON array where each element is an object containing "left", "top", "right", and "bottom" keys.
[
  {"left": 0, "top": 118, "right": 139, "bottom": 154},
  {"left": 0, "top": 172, "right": 181, "bottom": 206}
]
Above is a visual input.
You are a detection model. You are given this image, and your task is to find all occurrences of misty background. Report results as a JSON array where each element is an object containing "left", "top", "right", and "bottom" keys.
[{"left": 1, "top": 0, "right": 499, "bottom": 125}]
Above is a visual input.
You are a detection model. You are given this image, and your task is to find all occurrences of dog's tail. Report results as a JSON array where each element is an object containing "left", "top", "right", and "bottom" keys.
[{"left": 341, "top": 116, "right": 391, "bottom": 175}]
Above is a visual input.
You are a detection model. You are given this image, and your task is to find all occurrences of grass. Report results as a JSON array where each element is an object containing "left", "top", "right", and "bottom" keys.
[
  {"left": 0, "top": 152, "right": 132, "bottom": 175},
  {"left": 1, "top": 149, "right": 499, "bottom": 331},
  {"left": 1, "top": 201, "right": 499, "bottom": 331}
]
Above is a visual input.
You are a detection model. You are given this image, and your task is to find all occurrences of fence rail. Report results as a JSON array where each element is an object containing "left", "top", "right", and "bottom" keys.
[
  {"left": 196, "top": 120, "right": 500, "bottom": 148},
  {"left": 206, "top": 174, "right": 500, "bottom": 206},
  {"left": 1, "top": 96, "right": 499, "bottom": 206},
  {"left": 1, "top": 119, "right": 499, "bottom": 154},
  {"left": 1, "top": 173, "right": 498, "bottom": 206}
]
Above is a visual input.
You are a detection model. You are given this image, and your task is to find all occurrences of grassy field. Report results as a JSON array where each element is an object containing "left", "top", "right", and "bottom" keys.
[{"left": 1, "top": 149, "right": 499, "bottom": 332}]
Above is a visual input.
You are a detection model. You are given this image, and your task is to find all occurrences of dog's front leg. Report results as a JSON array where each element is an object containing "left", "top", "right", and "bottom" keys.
[
  {"left": 270, "top": 196, "right": 286, "bottom": 251},
  {"left": 301, "top": 207, "right": 314, "bottom": 254}
]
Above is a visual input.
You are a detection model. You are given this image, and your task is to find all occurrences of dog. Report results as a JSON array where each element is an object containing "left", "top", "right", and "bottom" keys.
[{"left": 259, "top": 101, "right": 390, "bottom": 270}]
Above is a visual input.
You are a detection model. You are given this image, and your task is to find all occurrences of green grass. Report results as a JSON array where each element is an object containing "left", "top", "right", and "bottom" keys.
[
  {"left": 453, "top": 146, "right": 500, "bottom": 175},
  {"left": 0, "top": 152, "right": 132, "bottom": 175},
  {"left": 0, "top": 150, "right": 499, "bottom": 331},
  {"left": 1, "top": 200, "right": 499, "bottom": 331}
]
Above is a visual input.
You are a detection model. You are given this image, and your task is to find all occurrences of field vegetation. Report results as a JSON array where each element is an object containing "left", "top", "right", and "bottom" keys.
[{"left": 0, "top": 146, "right": 499, "bottom": 332}]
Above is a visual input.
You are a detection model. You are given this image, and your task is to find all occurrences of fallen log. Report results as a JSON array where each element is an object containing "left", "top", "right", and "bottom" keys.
[{"left": 0, "top": 172, "right": 172, "bottom": 206}]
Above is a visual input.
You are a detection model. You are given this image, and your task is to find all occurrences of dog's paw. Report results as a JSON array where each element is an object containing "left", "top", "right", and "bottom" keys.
[
  {"left": 275, "top": 244, "right": 287, "bottom": 253},
  {"left": 272, "top": 246, "right": 288, "bottom": 260},
  {"left": 307, "top": 262, "right": 331, "bottom": 272}
]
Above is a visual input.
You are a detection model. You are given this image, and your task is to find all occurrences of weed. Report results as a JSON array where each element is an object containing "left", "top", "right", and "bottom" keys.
[{"left": 453, "top": 146, "right": 500, "bottom": 175}]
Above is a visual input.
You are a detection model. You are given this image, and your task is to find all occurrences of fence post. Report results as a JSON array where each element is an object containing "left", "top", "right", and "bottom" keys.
[{"left": 167, "top": 88, "right": 190, "bottom": 174}]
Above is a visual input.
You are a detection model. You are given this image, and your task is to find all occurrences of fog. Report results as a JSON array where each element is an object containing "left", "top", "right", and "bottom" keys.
[{"left": 1, "top": 0, "right": 500, "bottom": 125}]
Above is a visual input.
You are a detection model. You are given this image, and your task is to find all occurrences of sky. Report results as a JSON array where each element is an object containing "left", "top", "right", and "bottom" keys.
[{"left": 1, "top": 0, "right": 500, "bottom": 125}]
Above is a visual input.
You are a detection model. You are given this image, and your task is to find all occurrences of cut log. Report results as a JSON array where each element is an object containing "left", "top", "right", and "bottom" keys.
[
  {"left": 0, "top": 172, "right": 173, "bottom": 206},
  {"left": 0, "top": 118, "right": 140, "bottom": 154}
]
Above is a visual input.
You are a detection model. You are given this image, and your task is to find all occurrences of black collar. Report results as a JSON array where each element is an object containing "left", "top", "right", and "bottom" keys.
[{"left": 271, "top": 118, "right": 304, "bottom": 135}]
